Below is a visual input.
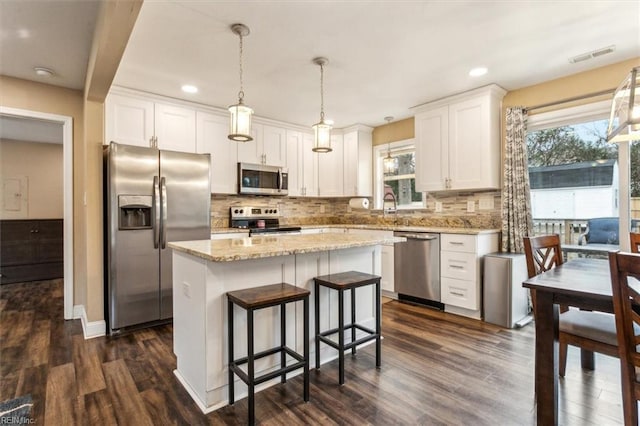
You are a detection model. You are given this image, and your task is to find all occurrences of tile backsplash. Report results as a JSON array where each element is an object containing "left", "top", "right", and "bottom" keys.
[{"left": 211, "top": 190, "right": 501, "bottom": 229}]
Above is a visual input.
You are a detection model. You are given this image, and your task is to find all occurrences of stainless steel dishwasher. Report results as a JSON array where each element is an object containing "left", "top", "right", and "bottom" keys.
[{"left": 394, "top": 231, "right": 443, "bottom": 309}]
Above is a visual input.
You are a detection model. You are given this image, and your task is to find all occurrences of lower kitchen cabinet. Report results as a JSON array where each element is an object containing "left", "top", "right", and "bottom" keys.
[
  {"left": 0, "top": 219, "right": 63, "bottom": 284},
  {"left": 347, "top": 228, "right": 395, "bottom": 294},
  {"left": 440, "top": 232, "right": 498, "bottom": 319}
]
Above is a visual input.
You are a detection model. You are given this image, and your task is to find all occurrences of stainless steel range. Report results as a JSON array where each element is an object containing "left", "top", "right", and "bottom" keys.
[{"left": 230, "top": 206, "right": 301, "bottom": 236}]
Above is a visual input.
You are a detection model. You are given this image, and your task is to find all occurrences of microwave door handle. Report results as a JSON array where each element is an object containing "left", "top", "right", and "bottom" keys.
[
  {"left": 153, "top": 176, "right": 160, "bottom": 249},
  {"left": 277, "top": 169, "right": 283, "bottom": 192},
  {"left": 161, "top": 177, "right": 168, "bottom": 249}
]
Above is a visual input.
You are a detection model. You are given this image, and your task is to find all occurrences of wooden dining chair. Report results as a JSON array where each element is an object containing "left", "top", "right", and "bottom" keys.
[
  {"left": 609, "top": 251, "right": 640, "bottom": 426},
  {"left": 630, "top": 232, "right": 640, "bottom": 253},
  {"left": 523, "top": 234, "right": 619, "bottom": 377}
]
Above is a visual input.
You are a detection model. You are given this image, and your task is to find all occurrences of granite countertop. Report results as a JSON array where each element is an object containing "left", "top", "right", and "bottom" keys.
[
  {"left": 170, "top": 233, "right": 404, "bottom": 262},
  {"left": 299, "top": 224, "right": 500, "bottom": 235}
]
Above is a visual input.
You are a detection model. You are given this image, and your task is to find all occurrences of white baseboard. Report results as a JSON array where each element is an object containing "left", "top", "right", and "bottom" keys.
[{"left": 73, "top": 304, "right": 106, "bottom": 339}]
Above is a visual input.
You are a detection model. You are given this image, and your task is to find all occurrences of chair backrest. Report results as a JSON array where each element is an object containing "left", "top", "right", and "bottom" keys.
[
  {"left": 631, "top": 233, "right": 640, "bottom": 254},
  {"left": 585, "top": 217, "right": 619, "bottom": 244},
  {"left": 523, "top": 234, "right": 564, "bottom": 279},
  {"left": 609, "top": 251, "right": 640, "bottom": 415}
]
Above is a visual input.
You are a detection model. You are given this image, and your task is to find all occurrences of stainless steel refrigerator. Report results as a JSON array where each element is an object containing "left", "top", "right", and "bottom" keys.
[{"left": 104, "top": 142, "right": 211, "bottom": 334}]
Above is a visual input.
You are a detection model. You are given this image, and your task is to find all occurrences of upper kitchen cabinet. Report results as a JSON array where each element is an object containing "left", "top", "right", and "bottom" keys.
[
  {"left": 414, "top": 84, "right": 506, "bottom": 192},
  {"left": 343, "top": 126, "right": 373, "bottom": 197},
  {"left": 286, "top": 130, "right": 318, "bottom": 197},
  {"left": 196, "top": 111, "right": 237, "bottom": 194},
  {"left": 237, "top": 123, "right": 287, "bottom": 167},
  {"left": 105, "top": 91, "right": 196, "bottom": 153},
  {"left": 317, "top": 134, "right": 344, "bottom": 197}
]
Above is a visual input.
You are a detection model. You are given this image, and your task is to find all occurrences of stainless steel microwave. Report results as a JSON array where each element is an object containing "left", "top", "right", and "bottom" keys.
[{"left": 238, "top": 162, "right": 288, "bottom": 195}]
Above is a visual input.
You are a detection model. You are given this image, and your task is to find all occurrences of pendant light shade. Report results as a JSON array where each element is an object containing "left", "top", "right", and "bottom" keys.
[
  {"left": 382, "top": 116, "right": 397, "bottom": 174},
  {"left": 228, "top": 23, "right": 253, "bottom": 142},
  {"left": 312, "top": 57, "right": 332, "bottom": 153},
  {"left": 607, "top": 66, "right": 640, "bottom": 143}
]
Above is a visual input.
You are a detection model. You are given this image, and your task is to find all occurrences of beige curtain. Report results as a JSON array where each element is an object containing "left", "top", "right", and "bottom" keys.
[{"left": 501, "top": 107, "right": 533, "bottom": 252}]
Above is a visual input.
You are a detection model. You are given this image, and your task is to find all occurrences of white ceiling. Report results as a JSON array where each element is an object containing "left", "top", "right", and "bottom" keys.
[
  {"left": 114, "top": 1, "right": 640, "bottom": 128},
  {"left": 0, "top": 1, "right": 638, "bottom": 132}
]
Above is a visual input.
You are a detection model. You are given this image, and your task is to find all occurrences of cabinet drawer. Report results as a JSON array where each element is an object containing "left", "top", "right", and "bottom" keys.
[
  {"left": 441, "top": 277, "right": 478, "bottom": 310},
  {"left": 440, "top": 251, "right": 477, "bottom": 280},
  {"left": 441, "top": 234, "right": 476, "bottom": 253}
]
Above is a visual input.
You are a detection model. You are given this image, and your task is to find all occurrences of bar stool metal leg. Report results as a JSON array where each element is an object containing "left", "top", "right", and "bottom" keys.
[
  {"left": 375, "top": 278, "right": 381, "bottom": 368},
  {"left": 315, "top": 280, "right": 320, "bottom": 369},
  {"left": 338, "top": 288, "right": 345, "bottom": 385},
  {"left": 228, "top": 299, "right": 235, "bottom": 405},
  {"left": 281, "top": 302, "right": 287, "bottom": 384},
  {"left": 247, "top": 308, "right": 255, "bottom": 425},
  {"left": 303, "top": 295, "right": 310, "bottom": 402},
  {"left": 351, "top": 287, "right": 356, "bottom": 355}
]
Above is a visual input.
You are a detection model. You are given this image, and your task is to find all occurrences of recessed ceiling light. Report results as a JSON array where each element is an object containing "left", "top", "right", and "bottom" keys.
[
  {"left": 181, "top": 85, "right": 198, "bottom": 94},
  {"left": 469, "top": 67, "right": 488, "bottom": 77},
  {"left": 34, "top": 67, "right": 54, "bottom": 77}
]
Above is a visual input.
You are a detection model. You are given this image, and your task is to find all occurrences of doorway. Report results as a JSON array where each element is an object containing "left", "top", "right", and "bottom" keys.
[{"left": 0, "top": 106, "right": 74, "bottom": 319}]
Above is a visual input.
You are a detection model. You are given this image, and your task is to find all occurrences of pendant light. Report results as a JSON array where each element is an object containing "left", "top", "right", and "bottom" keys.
[
  {"left": 312, "top": 57, "right": 332, "bottom": 153},
  {"left": 607, "top": 66, "right": 640, "bottom": 142},
  {"left": 382, "top": 116, "right": 398, "bottom": 175},
  {"left": 228, "top": 23, "right": 253, "bottom": 142}
]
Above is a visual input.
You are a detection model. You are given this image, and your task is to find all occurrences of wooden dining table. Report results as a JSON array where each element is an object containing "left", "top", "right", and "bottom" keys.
[{"left": 522, "top": 257, "right": 614, "bottom": 426}]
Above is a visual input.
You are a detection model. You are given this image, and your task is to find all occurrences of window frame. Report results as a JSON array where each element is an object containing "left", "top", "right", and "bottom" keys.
[
  {"left": 526, "top": 99, "right": 632, "bottom": 251},
  {"left": 373, "top": 138, "right": 426, "bottom": 210}
]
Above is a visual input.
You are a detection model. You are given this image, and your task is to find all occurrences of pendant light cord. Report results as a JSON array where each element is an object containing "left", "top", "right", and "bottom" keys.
[
  {"left": 238, "top": 32, "right": 244, "bottom": 102},
  {"left": 319, "top": 62, "right": 325, "bottom": 121}
]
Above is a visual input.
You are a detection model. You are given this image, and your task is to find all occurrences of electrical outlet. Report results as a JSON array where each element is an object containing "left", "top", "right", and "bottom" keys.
[
  {"left": 435, "top": 201, "right": 443, "bottom": 213},
  {"left": 479, "top": 197, "right": 494, "bottom": 210},
  {"left": 182, "top": 282, "right": 191, "bottom": 298},
  {"left": 467, "top": 200, "right": 475, "bottom": 213},
  {"left": 319, "top": 205, "right": 325, "bottom": 214}
]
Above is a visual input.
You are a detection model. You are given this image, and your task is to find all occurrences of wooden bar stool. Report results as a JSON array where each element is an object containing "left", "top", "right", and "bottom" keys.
[
  {"left": 227, "top": 283, "right": 310, "bottom": 425},
  {"left": 314, "top": 271, "right": 382, "bottom": 385}
]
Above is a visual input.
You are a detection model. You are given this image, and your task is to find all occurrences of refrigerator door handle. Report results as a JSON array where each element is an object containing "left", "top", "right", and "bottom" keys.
[
  {"left": 153, "top": 175, "right": 160, "bottom": 249},
  {"left": 161, "top": 177, "right": 168, "bottom": 249}
]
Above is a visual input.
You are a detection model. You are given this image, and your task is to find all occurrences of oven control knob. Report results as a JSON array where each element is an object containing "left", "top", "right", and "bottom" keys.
[
  {"left": 239, "top": 209, "right": 244, "bottom": 214},
  {"left": 234, "top": 209, "right": 239, "bottom": 214},
  {"left": 267, "top": 209, "right": 272, "bottom": 214},
  {"left": 273, "top": 209, "right": 277, "bottom": 214}
]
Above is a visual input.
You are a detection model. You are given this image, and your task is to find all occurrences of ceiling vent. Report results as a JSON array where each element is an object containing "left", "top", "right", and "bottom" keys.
[{"left": 569, "top": 45, "right": 616, "bottom": 64}]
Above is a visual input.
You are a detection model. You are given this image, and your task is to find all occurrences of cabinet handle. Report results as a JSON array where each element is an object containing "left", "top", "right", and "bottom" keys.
[
  {"left": 449, "top": 265, "right": 464, "bottom": 269},
  {"left": 449, "top": 241, "right": 464, "bottom": 245},
  {"left": 451, "top": 291, "right": 465, "bottom": 297}
]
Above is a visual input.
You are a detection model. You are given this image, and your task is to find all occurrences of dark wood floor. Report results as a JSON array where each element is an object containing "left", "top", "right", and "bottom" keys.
[{"left": 0, "top": 279, "right": 626, "bottom": 425}]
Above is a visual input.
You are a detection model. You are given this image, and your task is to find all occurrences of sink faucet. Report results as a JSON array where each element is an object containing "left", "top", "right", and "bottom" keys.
[{"left": 383, "top": 192, "right": 398, "bottom": 223}]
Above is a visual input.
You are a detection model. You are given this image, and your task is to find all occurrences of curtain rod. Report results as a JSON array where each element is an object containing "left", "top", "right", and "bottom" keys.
[{"left": 525, "top": 88, "right": 615, "bottom": 113}]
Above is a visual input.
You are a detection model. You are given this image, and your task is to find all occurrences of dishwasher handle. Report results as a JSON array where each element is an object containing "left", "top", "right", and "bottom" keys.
[{"left": 397, "top": 233, "right": 438, "bottom": 241}]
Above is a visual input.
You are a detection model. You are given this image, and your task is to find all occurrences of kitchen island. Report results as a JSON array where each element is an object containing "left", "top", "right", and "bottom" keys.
[{"left": 168, "top": 233, "right": 402, "bottom": 413}]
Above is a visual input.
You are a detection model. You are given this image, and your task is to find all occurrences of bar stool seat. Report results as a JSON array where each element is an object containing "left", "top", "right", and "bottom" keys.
[
  {"left": 314, "top": 270, "right": 382, "bottom": 385},
  {"left": 227, "top": 283, "right": 310, "bottom": 425}
]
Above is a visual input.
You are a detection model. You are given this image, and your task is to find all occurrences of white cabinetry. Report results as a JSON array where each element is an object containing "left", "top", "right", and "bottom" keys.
[
  {"left": 237, "top": 123, "right": 287, "bottom": 167},
  {"left": 343, "top": 126, "right": 373, "bottom": 197},
  {"left": 286, "top": 131, "right": 318, "bottom": 197},
  {"left": 347, "top": 229, "right": 394, "bottom": 294},
  {"left": 414, "top": 85, "right": 505, "bottom": 192},
  {"left": 317, "top": 134, "right": 344, "bottom": 197},
  {"left": 105, "top": 92, "right": 196, "bottom": 152},
  {"left": 196, "top": 111, "right": 237, "bottom": 194},
  {"left": 440, "top": 232, "right": 499, "bottom": 319}
]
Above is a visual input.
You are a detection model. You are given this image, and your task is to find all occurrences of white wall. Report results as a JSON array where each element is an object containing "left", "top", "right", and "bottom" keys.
[{"left": 0, "top": 139, "right": 63, "bottom": 219}]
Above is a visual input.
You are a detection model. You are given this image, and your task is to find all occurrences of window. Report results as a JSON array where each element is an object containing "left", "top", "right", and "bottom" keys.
[
  {"left": 526, "top": 100, "right": 636, "bottom": 251},
  {"left": 373, "top": 139, "right": 425, "bottom": 209}
]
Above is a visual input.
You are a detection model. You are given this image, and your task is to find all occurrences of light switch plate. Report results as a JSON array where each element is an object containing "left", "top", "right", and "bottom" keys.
[
  {"left": 435, "top": 201, "right": 443, "bottom": 213},
  {"left": 467, "top": 200, "right": 475, "bottom": 213}
]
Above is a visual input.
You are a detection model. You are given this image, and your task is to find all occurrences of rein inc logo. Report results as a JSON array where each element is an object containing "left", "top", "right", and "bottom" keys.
[{"left": 0, "top": 395, "right": 35, "bottom": 424}]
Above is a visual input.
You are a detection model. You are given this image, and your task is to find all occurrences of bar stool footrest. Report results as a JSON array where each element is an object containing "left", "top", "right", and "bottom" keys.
[
  {"left": 230, "top": 346, "right": 307, "bottom": 386},
  {"left": 318, "top": 332, "right": 379, "bottom": 351}
]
